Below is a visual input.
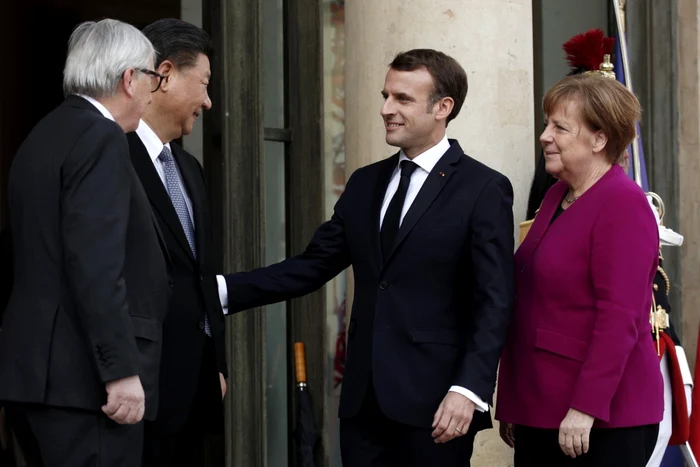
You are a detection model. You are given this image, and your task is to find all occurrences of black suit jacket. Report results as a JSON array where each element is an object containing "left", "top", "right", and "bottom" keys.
[
  {"left": 225, "top": 140, "right": 515, "bottom": 430},
  {"left": 0, "top": 96, "right": 171, "bottom": 420},
  {"left": 0, "top": 227, "right": 12, "bottom": 326},
  {"left": 127, "top": 132, "right": 227, "bottom": 432}
]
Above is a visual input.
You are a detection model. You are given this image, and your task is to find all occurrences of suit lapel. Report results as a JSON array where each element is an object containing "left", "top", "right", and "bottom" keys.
[
  {"left": 127, "top": 133, "right": 196, "bottom": 262},
  {"left": 383, "top": 142, "right": 461, "bottom": 265},
  {"left": 170, "top": 144, "right": 204, "bottom": 265},
  {"left": 522, "top": 181, "right": 567, "bottom": 257},
  {"left": 148, "top": 204, "right": 173, "bottom": 270},
  {"left": 371, "top": 154, "right": 400, "bottom": 271}
]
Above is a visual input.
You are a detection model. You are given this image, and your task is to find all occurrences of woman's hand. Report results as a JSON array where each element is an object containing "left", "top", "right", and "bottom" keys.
[
  {"left": 558, "top": 408, "right": 595, "bottom": 458},
  {"left": 499, "top": 421, "right": 515, "bottom": 448}
]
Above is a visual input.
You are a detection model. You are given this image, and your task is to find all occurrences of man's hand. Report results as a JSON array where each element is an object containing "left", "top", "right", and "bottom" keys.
[
  {"left": 431, "top": 392, "right": 476, "bottom": 443},
  {"left": 102, "top": 375, "right": 145, "bottom": 425},
  {"left": 559, "top": 408, "right": 595, "bottom": 458},
  {"left": 219, "top": 372, "right": 227, "bottom": 400},
  {"left": 499, "top": 421, "right": 515, "bottom": 448}
]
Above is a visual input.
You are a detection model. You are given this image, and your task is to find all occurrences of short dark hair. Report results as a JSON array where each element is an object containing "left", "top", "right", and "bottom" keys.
[
  {"left": 389, "top": 49, "right": 468, "bottom": 125},
  {"left": 142, "top": 18, "right": 213, "bottom": 69}
]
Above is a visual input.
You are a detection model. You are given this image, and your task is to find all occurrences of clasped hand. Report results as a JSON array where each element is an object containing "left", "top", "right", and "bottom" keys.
[
  {"left": 102, "top": 375, "right": 145, "bottom": 425},
  {"left": 499, "top": 408, "right": 594, "bottom": 458},
  {"left": 558, "top": 408, "right": 594, "bottom": 458},
  {"left": 431, "top": 392, "right": 476, "bottom": 443}
]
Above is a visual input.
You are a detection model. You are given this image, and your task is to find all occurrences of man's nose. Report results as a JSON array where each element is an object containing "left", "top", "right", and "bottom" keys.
[{"left": 381, "top": 99, "right": 394, "bottom": 117}]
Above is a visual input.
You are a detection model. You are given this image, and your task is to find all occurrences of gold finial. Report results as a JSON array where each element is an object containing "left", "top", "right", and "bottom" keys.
[{"left": 584, "top": 54, "right": 616, "bottom": 80}]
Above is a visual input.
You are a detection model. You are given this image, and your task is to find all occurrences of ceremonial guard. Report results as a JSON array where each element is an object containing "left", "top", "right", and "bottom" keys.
[{"left": 646, "top": 201, "right": 692, "bottom": 467}]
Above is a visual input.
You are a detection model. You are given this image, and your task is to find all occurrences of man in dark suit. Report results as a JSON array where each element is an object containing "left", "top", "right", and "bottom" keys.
[
  {"left": 219, "top": 49, "right": 515, "bottom": 466},
  {"left": 127, "top": 19, "right": 227, "bottom": 467},
  {"left": 0, "top": 19, "right": 171, "bottom": 467}
]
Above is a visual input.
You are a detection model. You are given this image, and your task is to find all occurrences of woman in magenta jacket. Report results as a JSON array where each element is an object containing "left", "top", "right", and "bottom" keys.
[{"left": 495, "top": 73, "right": 663, "bottom": 466}]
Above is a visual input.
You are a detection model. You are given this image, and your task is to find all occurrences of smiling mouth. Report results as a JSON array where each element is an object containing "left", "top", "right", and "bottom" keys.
[{"left": 385, "top": 123, "right": 403, "bottom": 129}]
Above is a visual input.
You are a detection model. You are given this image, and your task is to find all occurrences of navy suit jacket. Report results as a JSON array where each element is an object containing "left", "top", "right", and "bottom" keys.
[
  {"left": 127, "top": 133, "right": 227, "bottom": 433},
  {"left": 225, "top": 139, "right": 515, "bottom": 430}
]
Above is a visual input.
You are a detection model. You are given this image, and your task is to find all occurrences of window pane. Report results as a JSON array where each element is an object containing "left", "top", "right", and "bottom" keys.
[
  {"left": 263, "top": 139, "right": 288, "bottom": 467},
  {"left": 263, "top": 0, "right": 285, "bottom": 128}
]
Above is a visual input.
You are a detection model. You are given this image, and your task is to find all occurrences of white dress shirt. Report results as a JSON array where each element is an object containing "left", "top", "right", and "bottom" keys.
[
  {"left": 217, "top": 135, "right": 487, "bottom": 412},
  {"left": 135, "top": 120, "right": 195, "bottom": 223},
  {"left": 77, "top": 94, "right": 115, "bottom": 121}
]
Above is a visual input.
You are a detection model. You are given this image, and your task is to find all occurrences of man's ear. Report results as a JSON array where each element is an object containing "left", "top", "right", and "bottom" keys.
[
  {"left": 157, "top": 60, "right": 175, "bottom": 91},
  {"left": 121, "top": 68, "right": 137, "bottom": 97},
  {"left": 434, "top": 97, "right": 454, "bottom": 123}
]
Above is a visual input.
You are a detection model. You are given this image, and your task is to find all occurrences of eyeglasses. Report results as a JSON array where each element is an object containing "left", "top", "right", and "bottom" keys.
[{"left": 140, "top": 69, "right": 166, "bottom": 93}]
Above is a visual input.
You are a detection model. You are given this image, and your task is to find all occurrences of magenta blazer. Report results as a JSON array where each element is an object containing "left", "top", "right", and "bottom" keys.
[{"left": 495, "top": 165, "right": 663, "bottom": 429}]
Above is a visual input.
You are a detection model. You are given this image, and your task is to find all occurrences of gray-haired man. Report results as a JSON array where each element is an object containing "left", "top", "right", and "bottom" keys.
[{"left": 0, "top": 18, "right": 170, "bottom": 467}]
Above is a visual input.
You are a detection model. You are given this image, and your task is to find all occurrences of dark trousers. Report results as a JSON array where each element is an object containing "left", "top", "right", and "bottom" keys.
[
  {"left": 340, "top": 382, "right": 476, "bottom": 467},
  {"left": 142, "top": 338, "right": 223, "bottom": 467},
  {"left": 514, "top": 424, "right": 659, "bottom": 467},
  {"left": 4, "top": 403, "right": 143, "bottom": 467}
]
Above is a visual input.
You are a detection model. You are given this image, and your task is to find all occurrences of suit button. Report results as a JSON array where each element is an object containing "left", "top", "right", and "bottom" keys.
[
  {"left": 198, "top": 321, "right": 205, "bottom": 330},
  {"left": 169, "top": 279, "right": 175, "bottom": 288},
  {"left": 379, "top": 281, "right": 388, "bottom": 290}
]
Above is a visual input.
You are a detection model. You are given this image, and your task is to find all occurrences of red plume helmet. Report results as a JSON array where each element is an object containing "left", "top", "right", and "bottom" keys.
[{"left": 562, "top": 28, "right": 615, "bottom": 73}]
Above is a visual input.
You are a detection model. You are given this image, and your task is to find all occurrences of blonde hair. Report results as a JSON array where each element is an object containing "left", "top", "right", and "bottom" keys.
[{"left": 543, "top": 74, "right": 641, "bottom": 164}]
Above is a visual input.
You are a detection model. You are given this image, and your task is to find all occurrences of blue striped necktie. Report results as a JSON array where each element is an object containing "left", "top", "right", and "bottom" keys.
[{"left": 159, "top": 146, "right": 211, "bottom": 337}]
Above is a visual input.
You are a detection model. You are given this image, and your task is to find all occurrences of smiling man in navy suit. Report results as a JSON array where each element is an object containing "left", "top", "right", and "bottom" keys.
[{"left": 218, "top": 49, "right": 515, "bottom": 467}]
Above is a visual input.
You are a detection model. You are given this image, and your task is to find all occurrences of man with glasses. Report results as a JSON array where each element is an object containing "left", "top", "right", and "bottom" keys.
[
  {"left": 125, "top": 18, "right": 226, "bottom": 467},
  {"left": 0, "top": 19, "right": 171, "bottom": 467}
]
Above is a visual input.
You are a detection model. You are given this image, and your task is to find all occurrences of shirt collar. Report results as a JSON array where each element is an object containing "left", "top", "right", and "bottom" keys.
[
  {"left": 77, "top": 94, "right": 115, "bottom": 121},
  {"left": 398, "top": 135, "right": 450, "bottom": 173},
  {"left": 135, "top": 119, "right": 171, "bottom": 163}
]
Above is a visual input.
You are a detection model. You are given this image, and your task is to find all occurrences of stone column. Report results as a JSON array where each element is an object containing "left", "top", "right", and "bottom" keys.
[
  {"left": 678, "top": 0, "right": 700, "bottom": 371},
  {"left": 344, "top": 1, "right": 534, "bottom": 465}
]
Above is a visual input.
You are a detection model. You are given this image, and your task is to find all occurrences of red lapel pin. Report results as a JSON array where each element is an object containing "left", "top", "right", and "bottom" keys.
[{"left": 439, "top": 172, "right": 445, "bottom": 177}]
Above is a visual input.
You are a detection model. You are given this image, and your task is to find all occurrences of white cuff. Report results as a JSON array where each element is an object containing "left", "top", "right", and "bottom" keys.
[
  {"left": 449, "top": 386, "right": 488, "bottom": 412},
  {"left": 216, "top": 275, "right": 229, "bottom": 315}
]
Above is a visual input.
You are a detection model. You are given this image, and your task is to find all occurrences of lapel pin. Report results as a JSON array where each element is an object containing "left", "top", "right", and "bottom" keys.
[{"left": 439, "top": 172, "right": 445, "bottom": 177}]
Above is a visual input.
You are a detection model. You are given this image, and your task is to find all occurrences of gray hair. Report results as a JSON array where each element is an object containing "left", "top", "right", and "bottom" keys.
[{"left": 63, "top": 19, "right": 155, "bottom": 99}]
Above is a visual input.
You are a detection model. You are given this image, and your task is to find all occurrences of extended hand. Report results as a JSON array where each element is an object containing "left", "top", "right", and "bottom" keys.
[
  {"left": 102, "top": 375, "right": 145, "bottom": 425},
  {"left": 558, "top": 408, "right": 595, "bottom": 458},
  {"left": 431, "top": 392, "right": 476, "bottom": 443},
  {"left": 499, "top": 421, "right": 515, "bottom": 448},
  {"left": 219, "top": 372, "right": 227, "bottom": 400}
]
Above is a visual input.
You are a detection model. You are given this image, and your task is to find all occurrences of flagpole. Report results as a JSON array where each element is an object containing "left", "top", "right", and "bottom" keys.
[{"left": 612, "top": 0, "right": 643, "bottom": 188}]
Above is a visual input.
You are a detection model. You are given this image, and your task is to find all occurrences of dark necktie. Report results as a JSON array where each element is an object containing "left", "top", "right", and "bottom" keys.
[{"left": 381, "top": 160, "right": 418, "bottom": 258}]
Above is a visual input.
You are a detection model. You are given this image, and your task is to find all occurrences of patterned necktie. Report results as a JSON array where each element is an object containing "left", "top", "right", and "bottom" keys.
[
  {"left": 381, "top": 160, "right": 419, "bottom": 259},
  {"left": 159, "top": 146, "right": 211, "bottom": 336}
]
